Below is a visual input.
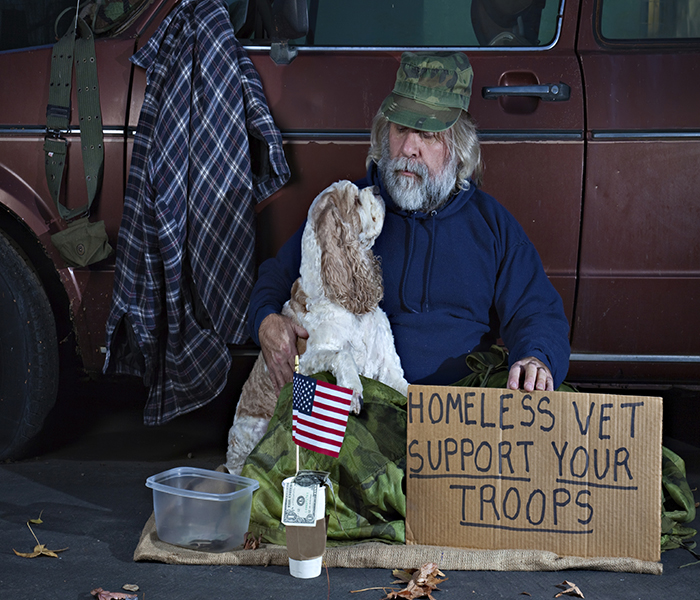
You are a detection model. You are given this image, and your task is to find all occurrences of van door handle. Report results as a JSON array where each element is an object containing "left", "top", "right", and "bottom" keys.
[{"left": 482, "top": 82, "right": 570, "bottom": 102}]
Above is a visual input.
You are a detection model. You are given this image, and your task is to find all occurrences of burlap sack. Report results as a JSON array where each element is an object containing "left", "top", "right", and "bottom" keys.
[{"left": 133, "top": 513, "right": 662, "bottom": 574}]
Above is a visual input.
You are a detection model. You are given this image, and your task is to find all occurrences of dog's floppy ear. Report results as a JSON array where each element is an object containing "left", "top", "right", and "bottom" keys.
[{"left": 312, "top": 183, "right": 383, "bottom": 314}]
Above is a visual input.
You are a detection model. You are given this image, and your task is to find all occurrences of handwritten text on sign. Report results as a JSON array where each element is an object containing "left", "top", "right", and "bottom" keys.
[{"left": 405, "top": 386, "right": 662, "bottom": 562}]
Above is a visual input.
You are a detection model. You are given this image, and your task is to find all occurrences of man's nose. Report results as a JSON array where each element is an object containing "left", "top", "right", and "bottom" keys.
[{"left": 398, "top": 131, "right": 421, "bottom": 158}]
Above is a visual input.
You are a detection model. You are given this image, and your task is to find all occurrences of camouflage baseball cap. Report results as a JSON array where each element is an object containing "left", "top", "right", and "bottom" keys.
[{"left": 380, "top": 52, "right": 473, "bottom": 132}]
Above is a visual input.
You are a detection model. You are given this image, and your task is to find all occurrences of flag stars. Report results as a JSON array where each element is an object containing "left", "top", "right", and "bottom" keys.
[{"left": 293, "top": 374, "right": 316, "bottom": 415}]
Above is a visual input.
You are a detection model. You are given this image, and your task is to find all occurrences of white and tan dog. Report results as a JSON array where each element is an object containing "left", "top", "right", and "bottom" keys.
[{"left": 225, "top": 180, "right": 408, "bottom": 474}]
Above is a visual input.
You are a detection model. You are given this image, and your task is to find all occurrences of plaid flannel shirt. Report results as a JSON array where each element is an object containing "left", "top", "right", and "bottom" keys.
[{"left": 103, "top": 0, "right": 289, "bottom": 424}]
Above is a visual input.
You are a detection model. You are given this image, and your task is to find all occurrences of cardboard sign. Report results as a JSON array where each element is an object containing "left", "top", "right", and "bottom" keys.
[{"left": 405, "top": 386, "right": 662, "bottom": 562}]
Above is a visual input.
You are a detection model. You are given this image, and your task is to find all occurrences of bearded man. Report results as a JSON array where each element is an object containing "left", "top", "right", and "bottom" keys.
[{"left": 249, "top": 52, "right": 570, "bottom": 397}]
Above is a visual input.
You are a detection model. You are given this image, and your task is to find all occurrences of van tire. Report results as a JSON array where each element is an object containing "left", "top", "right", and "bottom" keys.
[{"left": 0, "top": 233, "right": 59, "bottom": 460}]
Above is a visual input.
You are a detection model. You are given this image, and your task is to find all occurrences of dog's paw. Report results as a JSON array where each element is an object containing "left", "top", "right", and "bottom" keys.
[
  {"left": 350, "top": 389, "right": 363, "bottom": 415},
  {"left": 225, "top": 416, "right": 271, "bottom": 475}
]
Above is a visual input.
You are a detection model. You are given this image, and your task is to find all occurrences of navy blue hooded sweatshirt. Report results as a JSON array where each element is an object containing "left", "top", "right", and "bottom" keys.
[{"left": 248, "top": 164, "right": 570, "bottom": 387}]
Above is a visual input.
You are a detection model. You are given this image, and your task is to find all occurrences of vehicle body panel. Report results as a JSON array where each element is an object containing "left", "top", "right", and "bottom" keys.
[
  {"left": 0, "top": 0, "right": 698, "bottom": 389},
  {"left": 572, "top": 0, "right": 700, "bottom": 380}
]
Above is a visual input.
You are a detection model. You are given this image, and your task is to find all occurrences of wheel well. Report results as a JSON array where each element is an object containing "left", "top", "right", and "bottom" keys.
[{"left": 0, "top": 207, "right": 75, "bottom": 361}]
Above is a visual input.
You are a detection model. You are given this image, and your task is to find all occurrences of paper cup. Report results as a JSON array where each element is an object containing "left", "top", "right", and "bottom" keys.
[
  {"left": 283, "top": 476, "right": 326, "bottom": 578},
  {"left": 289, "top": 555, "right": 323, "bottom": 578}
]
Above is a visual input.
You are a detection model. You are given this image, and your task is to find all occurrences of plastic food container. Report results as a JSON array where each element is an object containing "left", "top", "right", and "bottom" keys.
[{"left": 146, "top": 467, "right": 260, "bottom": 552}]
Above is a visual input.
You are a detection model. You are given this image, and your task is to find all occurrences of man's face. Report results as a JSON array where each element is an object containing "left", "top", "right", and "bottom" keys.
[
  {"left": 379, "top": 122, "right": 457, "bottom": 212},
  {"left": 388, "top": 122, "right": 450, "bottom": 178}
]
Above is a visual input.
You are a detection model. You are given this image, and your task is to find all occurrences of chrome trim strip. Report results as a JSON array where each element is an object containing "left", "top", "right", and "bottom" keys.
[
  {"left": 0, "top": 125, "right": 128, "bottom": 136},
  {"left": 592, "top": 131, "right": 700, "bottom": 140},
  {"left": 4, "top": 127, "right": 695, "bottom": 142},
  {"left": 247, "top": 43, "right": 559, "bottom": 53},
  {"left": 282, "top": 131, "right": 370, "bottom": 141},
  {"left": 0, "top": 126, "right": 47, "bottom": 135},
  {"left": 480, "top": 131, "right": 583, "bottom": 141},
  {"left": 2, "top": 127, "right": 583, "bottom": 143},
  {"left": 280, "top": 131, "right": 583, "bottom": 142},
  {"left": 570, "top": 353, "right": 700, "bottom": 363}
]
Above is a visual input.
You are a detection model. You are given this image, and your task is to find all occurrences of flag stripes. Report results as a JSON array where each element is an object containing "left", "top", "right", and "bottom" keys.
[{"left": 292, "top": 372, "right": 353, "bottom": 457}]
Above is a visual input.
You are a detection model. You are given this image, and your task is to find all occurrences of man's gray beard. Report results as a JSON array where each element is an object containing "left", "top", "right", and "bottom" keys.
[{"left": 378, "top": 144, "right": 458, "bottom": 213}]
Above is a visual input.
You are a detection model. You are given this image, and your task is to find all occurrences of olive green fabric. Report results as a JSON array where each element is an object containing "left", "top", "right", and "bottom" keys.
[
  {"left": 661, "top": 446, "right": 697, "bottom": 552},
  {"left": 452, "top": 345, "right": 578, "bottom": 392},
  {"left": 45, "top": 16, "right": 104, "bottom": 222},
  {"left": 50, "top": 217, "right": 112, "bottom": 268},
  {"left": 242, "top": 373, "right": 407, "bottom": 546},
  {"left": 45, "top": 14, "right": 113, "bottom": 267}
]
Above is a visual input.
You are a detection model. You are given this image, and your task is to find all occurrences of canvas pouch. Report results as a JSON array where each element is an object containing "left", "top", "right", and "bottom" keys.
[{"left": 51, "top": 217, "right": 113, "bottom": 268}]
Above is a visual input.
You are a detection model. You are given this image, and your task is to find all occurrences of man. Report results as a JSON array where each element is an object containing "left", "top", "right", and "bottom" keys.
[{"left": 248, "top": 51, "right": 570, "bottom": 397}]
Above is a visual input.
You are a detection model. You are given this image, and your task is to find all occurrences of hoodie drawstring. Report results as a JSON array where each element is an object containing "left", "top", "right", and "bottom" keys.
[
  {"left": 400, "top": 212, "right": 419, "bottom": 313},
  {"left": 400, "top": 210, "right": 437, "bottom": 313},
  {"left": 424, "top": 211, "right": 437, "bottom": 311}
]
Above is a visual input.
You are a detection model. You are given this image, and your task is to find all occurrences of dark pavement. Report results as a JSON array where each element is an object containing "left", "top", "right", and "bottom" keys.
[{"left": 1, "top": 375, "right": 699, "bottom": 600}]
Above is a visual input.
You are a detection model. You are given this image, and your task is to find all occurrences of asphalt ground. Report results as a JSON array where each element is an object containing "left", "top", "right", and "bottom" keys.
[{"left": 1, "top": 373, "right": 699, "bottom": 600}]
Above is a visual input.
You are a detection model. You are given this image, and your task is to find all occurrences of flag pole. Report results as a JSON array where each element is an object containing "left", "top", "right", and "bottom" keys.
[{"left": 294, "top": 355, "right": 300, "bottom": 474}]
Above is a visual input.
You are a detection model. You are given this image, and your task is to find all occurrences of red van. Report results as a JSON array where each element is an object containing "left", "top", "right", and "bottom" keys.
[{"left": 1, "top": 0, "right": 698, "bottom": 459}]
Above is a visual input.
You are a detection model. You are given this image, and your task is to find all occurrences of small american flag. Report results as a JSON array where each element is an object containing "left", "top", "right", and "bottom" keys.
[{"left": 292, "top": 373, "right": 353, "bottom": 457}]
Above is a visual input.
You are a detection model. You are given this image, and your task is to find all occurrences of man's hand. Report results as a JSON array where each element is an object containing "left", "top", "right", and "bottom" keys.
[
  {"left": 259, "top": 313, "right": 309, "bottom": 394},
  {"left": 507, "top": 356, "right": 553, "bottom": 392}
]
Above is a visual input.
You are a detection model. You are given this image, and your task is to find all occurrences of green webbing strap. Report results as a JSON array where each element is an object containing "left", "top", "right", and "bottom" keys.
[{"left": 44, "top": 15, "right": 104, "bottom": 222}]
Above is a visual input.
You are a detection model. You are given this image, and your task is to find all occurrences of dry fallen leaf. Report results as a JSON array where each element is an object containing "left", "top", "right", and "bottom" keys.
[
  {"left": 243, "top": 531, "right": 262, "bottom": 550},
  {"left": 554, "top": 580, "right": 584, "bottom": 598},
  {"left": 13, "top": 523, "right": 67, "bottom": 558},
  {"left": 384, "top": 563, "right": 447, "bottom": 600},
  {"left": 28, "top": 510, "right": 44, "bottom": 525},
  {"left": 91, "top": 588, "right": 138, "bottom": 600},
  {"left": 122, "top": 584, "right": 140, "bottom": 592},
  {"left": 351, "top": 563, "right": 447, "bottom": 599},
  {"left": 13, "top": 544, "right": 68, "bottom": 558}
]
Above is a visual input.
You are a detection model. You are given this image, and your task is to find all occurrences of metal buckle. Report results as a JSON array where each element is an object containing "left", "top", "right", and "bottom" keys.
[
  {"left": 65, "top": 208, "right": 91, "bottom": 223},
  {"left": 44, "top": 127, "right": 70, "bottom": 142}
]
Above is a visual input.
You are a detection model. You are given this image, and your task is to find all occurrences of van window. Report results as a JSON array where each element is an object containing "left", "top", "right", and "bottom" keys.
[
  {"left": 0, "top": 0, "right": 151, "bottom": 52},
  {"left": 0, "top": 0, "right": 76, "bottom": 51},
  {"left": 600, "top": 0, "right": 700, "bottom": 39},
  {"left": 234, "top": 0, "right": 564, "bottom": 48}
]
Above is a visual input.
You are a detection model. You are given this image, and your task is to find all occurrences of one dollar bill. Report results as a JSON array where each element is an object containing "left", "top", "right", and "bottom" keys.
[{"left": 281, "top": 471, "right": 327, "bottom": 526}]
